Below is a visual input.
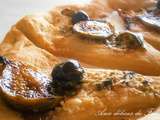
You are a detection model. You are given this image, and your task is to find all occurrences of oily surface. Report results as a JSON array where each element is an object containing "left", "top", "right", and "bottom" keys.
[
  {"left": 0, "top": 27, "right": 60, "bottom": 120},
  {"left": 0, "top": 0, "right": 159, "bottom": 120},
  {"left": 14, "top": 0, "right": 160, "bottom": 76},
  {"left": 49, "top": 68, "right": 160, "bottom": 120}
]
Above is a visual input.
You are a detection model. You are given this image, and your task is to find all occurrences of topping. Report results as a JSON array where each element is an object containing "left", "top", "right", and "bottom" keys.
[
  {"left": 123, "top": 71, "right": 135, "bottom": 79},
  {"left": 142, "top": 80, "right": 150, "bottom": 86},
  {"left": 0, "top": 56, "right": 62, "bottom": 112},
  {"left": 73, "top": 20, "right": 113, "bottom": 40},
  {"left": 96, "top": 79, "right": 113, "bottom": 91},
  {"left": 138, "top": 13, "right": 160, "bottom": 30},
  {"left": 137, "top": 0, "right": 160, "bottom": 30},
  {"left": 103, "top": 79, "right": 113, "bottom": 87},
  {"left": 157, "top": 0, "right": 160, "bottom": 9},
  {"left": 72, "top": 10, "right": 90, "bottom": 24},
  {"left": 106, "top": 31, "right": 144, "bottom": 50},
  {"left": 0, "top": 56, "right": 9, "bottom": 64},
  {"left": 51, "top": 60, "right": 84, "bottom": 96}
]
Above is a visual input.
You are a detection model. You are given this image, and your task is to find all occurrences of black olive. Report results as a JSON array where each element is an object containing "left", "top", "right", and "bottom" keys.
[
  {"left": 51, "top": 63, "right": 65, "bottom": 80},
  {"left": 0, "top": 56, "right": 10, "bottom": 64},
  {"left": 62, "top": 60, "right": 84, "bottom": 80},
  {"left": 51, "top": 60, "right": 84, "bottom": 96},
  {"left": 157, "top": 0, "right": 160, "bottom": 9},
  {"left": 0, "top": 56, "right": 5, "bottom": 64},
  {"left": 72, "top": 10, "right": 90, "bottom": 24}
]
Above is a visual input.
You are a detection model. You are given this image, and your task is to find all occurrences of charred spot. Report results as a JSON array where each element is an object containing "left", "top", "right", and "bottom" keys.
[
  {"left": 123, "top": 71, "right": 136, "bottom": 79},
  {"left": 142, "top": 80, "right": 150, "bottom": 86},
  {"left": 96, "top": 79, "right": 113, "bottom": 91}
]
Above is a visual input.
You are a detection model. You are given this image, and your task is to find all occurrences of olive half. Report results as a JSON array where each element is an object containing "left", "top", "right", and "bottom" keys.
[
  {"left": 73, "top": 20, "right": 113, "bottom": 40},
  {"left": 138, "top": 12, "right": 160, "bottom": 30},
  {"left": 72, "top": 10, "right": 90, "bottom": 24},
  {"left": 106, "top": 31, "right": 144, "bottom": 50},
  {"left": 157, "top": 0, "right": 160, "bottom": 10},
  {"left": 0, "top": 56, "right": 62, "bottom": 112},
  {"left": 52, "top": 59, "right": 84, "bottom": 96}
]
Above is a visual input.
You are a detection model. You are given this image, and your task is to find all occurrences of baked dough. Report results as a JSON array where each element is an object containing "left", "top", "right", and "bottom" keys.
[
  {"left": 48, "top": 68, "right": 160, "bottom": 120},
  {"left": 108, "top": 0, "right": 155, "bottom": 11},
  {"left": 0, "top": 0, "right": 159, "bottom": 120},
  {"left": 0, "top": 28, "right": 160, "bottom": 120},
  {"left": 14, "top": 0, "right": 160, "bottom": 76},
  {"left": 0, "top": 27, "right": 60, "bottom": 120},
  {"left": 120, "top": 10, "right": 160, "bottom": 52},
  {"left": 0, "top": 27, "right": 59, "bottom": 75}
]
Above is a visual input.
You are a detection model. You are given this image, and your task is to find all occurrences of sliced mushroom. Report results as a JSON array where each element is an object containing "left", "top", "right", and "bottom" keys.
[
  {"left": 73, "top": 20, "right": 113, "bottom": 40},
  {"left": 106, "top": 31, "right": 144, "bottom": 50},
  {"left": 138, "top": 12, "right": 160, "bottom": 30},
  {"left": 137, "top": 0, "right": 160, "bottom": 30},
  {"left": 0, "top": 56, "right": 62, "bottom": 112}
]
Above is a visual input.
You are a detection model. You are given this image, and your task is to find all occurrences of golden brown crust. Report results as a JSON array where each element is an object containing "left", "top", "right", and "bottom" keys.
[
  {"left": 107, "top": 0, "right": 156, "bottom": 11},
  {"left": 0, "top": 0, "right": 160, "bottom": 120},
  {"left": 121, "top": 11, "right": 160, "bottom": 51},
  {"left": 0, "top": 27, "right": 61, "bottom": 120},
  {"left": 49, "top": 69, "right": 160, "bottom": 120},
  {"left": 0, "top": 27, "right": 60, "bottom": 75},
  {"left": 13, "top": 2, "right": 160, "bottom": 76}
]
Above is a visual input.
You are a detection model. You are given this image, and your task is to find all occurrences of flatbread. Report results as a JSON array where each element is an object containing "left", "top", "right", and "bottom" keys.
[
  {"left": 14, "top": 0, "right": 160, "bottom": 76},
  {"left": 0, "top": 0, "right": 159, "bottom": 120}
]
